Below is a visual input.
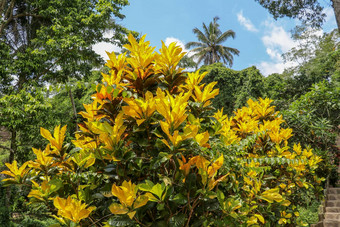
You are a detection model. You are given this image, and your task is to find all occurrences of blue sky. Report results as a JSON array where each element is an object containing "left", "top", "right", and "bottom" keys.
[{"left": 93, "top": 0, "right": 337, "bottom": 76}]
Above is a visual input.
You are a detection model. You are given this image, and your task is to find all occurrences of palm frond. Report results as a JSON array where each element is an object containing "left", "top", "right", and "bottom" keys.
[
  {"left": 192, "top": 27, "right": 209, "bottom": 44},
  {"left": 185, "top": 41, "right": 205, "bottom": 49},
  {"left": 216, "top": 30, "right": 236, "bottom": 44},
  {"left": 186, "top": 16, "right": 239, "bottom": 67}
]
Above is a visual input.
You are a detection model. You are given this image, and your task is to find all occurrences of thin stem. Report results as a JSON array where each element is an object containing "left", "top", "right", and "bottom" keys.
[
  {"left": 133, "top": 217, "right": 147, "bottom": 227},
  {"left": 186, "top": 195, "right": 201, "bottom": 227},
  {"left": 90, "top": 213, "right": 114, "bottom": 225}
]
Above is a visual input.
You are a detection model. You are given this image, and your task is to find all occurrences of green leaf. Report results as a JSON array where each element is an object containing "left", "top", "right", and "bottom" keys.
[
  {"left": 157, "top": 203, "right": 165, "bottom": 211},
  {"left": 217, "top": 189, "right": 225, "bottom": 205},
  {"left": 106, "top": 216, "right": 134, "bottom": 226},
  {"left": 169, "top": 214, "right": 186, "bottom": 227},
  {"left": 185, "top": 173, "right": 197, "bottom": 190},
  {"left": 170, "top": 193, "right": 187, "bottom": 205},
  {"left": 150, "top": 183, "right": 166, "bottom": 200},
  {"left": 139, "top": 180, "right": 155, "bottom": 191},
  {"left": 48, "top": 224, "right": 61, "bottom": 227},
  {"left": 106, "top": 86, "right": 113, "bottom": 94},
  {"left": 113, "top": 89, "right": 120, "bottom": 98},
  {"left": 48, "top": 179, "right": 62, "bottom": 193}
]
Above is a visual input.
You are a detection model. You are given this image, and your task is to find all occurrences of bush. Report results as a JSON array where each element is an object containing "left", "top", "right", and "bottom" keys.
[{"left": 1, "top": 35, "right": 325, "bottom": 226}]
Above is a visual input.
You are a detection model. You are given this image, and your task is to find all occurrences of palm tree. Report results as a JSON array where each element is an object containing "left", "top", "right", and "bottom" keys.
[{"left": 186, "top": 16, "right": 240, "bottom": 67}]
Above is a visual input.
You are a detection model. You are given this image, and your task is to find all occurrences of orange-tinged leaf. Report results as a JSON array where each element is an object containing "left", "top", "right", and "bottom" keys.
[
  {"left": 195, "top": 131, "right": 210, "bottom": 147},
  {"left": 208, "top": 174, "right": 228, "bottom": 190}
]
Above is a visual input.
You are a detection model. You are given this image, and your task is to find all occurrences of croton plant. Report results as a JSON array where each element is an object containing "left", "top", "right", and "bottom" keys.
[{"left": 2, "top": 34, "right": 325, "bottom": 226}]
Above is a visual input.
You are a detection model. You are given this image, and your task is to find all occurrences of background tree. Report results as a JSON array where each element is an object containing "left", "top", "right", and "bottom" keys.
[
  {"left": 201, "top": 63, "right": 265, "bottom": 114},
  {"left": 0, "top": 0, "right": 132, "bottom": 163},
  {"left": 264, "top": 29, "right": 339, "bottom": 106},
  {"left": 254, "top": 0, "right": 340, "bottom": 31},
  {"left": 178, "top": 55, "right": 197, "bottom": 69},
  {"left": 185, "top": 16, "right": 239, "bottom": 67}
]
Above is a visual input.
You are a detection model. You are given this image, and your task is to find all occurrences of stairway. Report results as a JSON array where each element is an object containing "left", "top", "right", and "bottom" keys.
[
  {"left": 311, "top": 187, "right": 340, "bottom": 227},
  {"left": 311, "top": 134, "right": 340, "bottom": 226}
]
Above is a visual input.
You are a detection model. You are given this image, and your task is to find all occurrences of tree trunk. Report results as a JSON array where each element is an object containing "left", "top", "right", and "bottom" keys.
[
  {"left": 333, "top": 0, "right": 340, "bottom": 33},
  {"left": 6, "top": 130, "right": 16, "bottom": 206},
  {"left": 68, "top": 88, "right": 79, "bottom": 132}
]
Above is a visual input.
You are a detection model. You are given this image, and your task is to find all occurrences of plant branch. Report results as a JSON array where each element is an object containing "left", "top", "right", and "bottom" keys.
[
  {"left": 186, "top": 195, "right": 201, "bottom": 227},
  {"left": 0, "top": 0, "right": 15, "bottom": 35}
]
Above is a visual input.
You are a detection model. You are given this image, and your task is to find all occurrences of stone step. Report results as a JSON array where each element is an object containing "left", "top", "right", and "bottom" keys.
[
  {"left": 326, "top": 207, "right": 340, "bottom": 213},
  {"left": 326, "top": 201, "right": 340, "bottom": 207},
  {"left": 324, "top": 213, "right": 340, "bottom": 220},
  {"left": 311, "top": 220, "right": 340, "bottom": 227},
  {"left": 328, "top": 188, "right": 340, "bottom": 195},
  {"left": 328, "top": 194, "right": 340, "bottom": 200}
]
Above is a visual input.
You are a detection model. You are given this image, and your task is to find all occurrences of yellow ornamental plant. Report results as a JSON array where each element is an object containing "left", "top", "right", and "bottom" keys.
[
  {"left": 1, "top": 34, "right": 325, "bottom": 226},
  {"left": 109, "top": 181, "right": 148, "bottom": 219},
  {"left": 53, "top": 196, "right": 95, "bottom": 224},
  {"left": 1, "top": 160, "right": 30, "bottom": 185}
]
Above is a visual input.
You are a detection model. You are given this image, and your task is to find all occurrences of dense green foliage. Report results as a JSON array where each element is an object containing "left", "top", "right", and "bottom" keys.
[
  {"left": 200, "top": 63, "right": 265, "bottom": 114},
  {"left": 254, "top": 0, "right": 340, "bottom": 32},
  {"left": 0, "top": 0, "right": 132, "bottom": 161},
  {"left": 0, "top": 0, "right": 131, "bottom": 90},
  {"left": 254, "top": 0, "right": 326, "bottom": 27}
]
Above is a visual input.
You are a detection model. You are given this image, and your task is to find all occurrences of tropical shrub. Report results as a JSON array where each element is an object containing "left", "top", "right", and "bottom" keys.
[
  {"left": 1, "top": 35, "right": 325, "bottom": 226},
  {"left": 281, "top": 81, "right": 339, "bottom": 186}
]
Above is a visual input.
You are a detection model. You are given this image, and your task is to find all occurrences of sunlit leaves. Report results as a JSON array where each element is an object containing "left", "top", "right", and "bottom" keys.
[
  {"left": 110, "top": 181, "right": 148, "bottom": 219},
  {"left": 192, "top": 82, "right": 219, "bottom": 107},
  {"left": 27, "top": 146, "right": 54, "bottom": 172},
  {"left": 260, "top": 188, "right": 283, "bottom": 203},
  {"left": 71, "top": 149, "right": 96, "bottom": 169},
  {"left": 139, "top": 180, "right": 167, "bottom": 202},
  {"left": 1, "top": 160, "right": 30, "bottom": 184},
  {"left": 53, "top": 196, "right": 95, "bottom": 223},
  {"left": 183, "top": 70, "right": 207, "bottom": 91},
  {"left": 156, "top": 88, "right": 191, "bottom": 130},
  {"left": 40, "top": 125, "right": 67, "bottom": 153},
  {"left": 28, "top": 179, "right": 62, "bottom": 203},
  {"left": 122, "top": 91, "right": 156, "bottom": 126},
  {"left": 155, "top": 41, "right": 185, "bottom": 75}
]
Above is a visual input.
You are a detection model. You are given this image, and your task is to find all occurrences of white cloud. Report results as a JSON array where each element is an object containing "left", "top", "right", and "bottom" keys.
[
  {"left": 92, "top": 31, "right": 121, "bottom": 60},
  {"left": 237, "top": 11, "right": 258, "bottom": 32},
  {"left": 261, "top": 21, "right": 296, "bottom": 53},
  {"left": 258, "top": 60, "right": 297, "bottom": 76},
  {"left": 324, "top": 7, "right": 336, "bottom": 24},
  {"left": 257, "top": 19, "right": 328, "bottom": 76},
  {"left": 256, "top": 20, "right": 298, "bottom": 76}
]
